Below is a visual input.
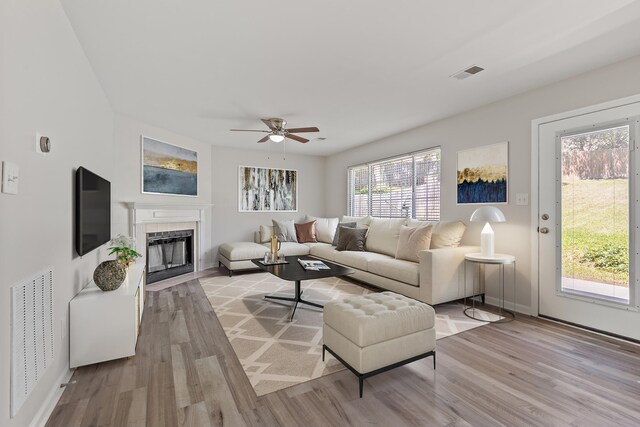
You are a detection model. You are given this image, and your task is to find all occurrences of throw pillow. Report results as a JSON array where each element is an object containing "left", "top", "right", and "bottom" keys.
[
  {"left": 431, "top": 221, "right": 466, "bottom": 248},
  {"left": 272, "top": 219, "right": 298, "bottom": 242},
  {"left": 331, "top": 222, "right": 357, "bottom": 246},
  {"left": 365, "top": 217, "right": 406, "bottom": 257},
  {"left": 336, "top": 227, "right": 368, "bottom": 252},
  {"left": 341, "top": 215, "right": 372, "bottom": 228},
  {"left": 295, "top": 220, "right": 317, "bottom": 243},
  {"left": 259, "top": 225, "right": 274, "bottom": 243},
  {"left": 395, "top": 225, "right": 433, "bottom": 263},
  {"left": 305, "top": 216, "right": 339, "bottom": 243},
  {"left": 406, "top": 219, "right": 466, "bottom": 249}
]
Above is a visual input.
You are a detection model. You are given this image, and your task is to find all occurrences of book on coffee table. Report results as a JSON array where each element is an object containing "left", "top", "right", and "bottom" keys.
[{"left": 298, "top": 259, "right": 330, "bottom": 271}]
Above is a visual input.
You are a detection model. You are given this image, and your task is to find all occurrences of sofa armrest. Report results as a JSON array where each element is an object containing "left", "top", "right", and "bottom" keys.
[{"left": 418, "top": 246, "right": 479, "bottom": 305}]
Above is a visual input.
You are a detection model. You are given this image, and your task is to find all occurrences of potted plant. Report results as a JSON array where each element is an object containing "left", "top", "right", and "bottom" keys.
[{"left": 109, "top": 235, "right": 142, "bottom": 268}]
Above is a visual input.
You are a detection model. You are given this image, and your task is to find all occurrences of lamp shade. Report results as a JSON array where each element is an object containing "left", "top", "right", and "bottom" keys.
[
  {"left": 269, "top": 134, "right": 285, "bottom": 143},
  {"left": 470, "top": 206, "right": 506, "bottom": 223}
]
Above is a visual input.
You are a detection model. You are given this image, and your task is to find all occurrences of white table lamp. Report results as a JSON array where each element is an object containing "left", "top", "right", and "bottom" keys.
[{"left": 470, "top": 206, "right": 506, "bottom": 258}]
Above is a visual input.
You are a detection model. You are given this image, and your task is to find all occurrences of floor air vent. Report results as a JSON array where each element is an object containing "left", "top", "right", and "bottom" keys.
[{"left": 11, "top": 268, "right": 54, "bottom": 417}]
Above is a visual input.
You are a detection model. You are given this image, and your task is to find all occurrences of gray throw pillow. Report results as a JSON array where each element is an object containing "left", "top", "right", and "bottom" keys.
[
  {"left": 272, "top": 219, "right": 298, "bottom": 242},
  {"left": 331, "top": 222, "right": 357, "bottom": 246},
  {"left": 336, "top": 227, "right": 368, "bottom": 252}
]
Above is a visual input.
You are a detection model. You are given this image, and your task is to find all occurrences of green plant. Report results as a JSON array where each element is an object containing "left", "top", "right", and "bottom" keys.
[
  {"left": 581, "top": 243, "right": 628, "bottom": 274},
  {"left": 109, "top": 235, "right": 142, "bottom": 266}
]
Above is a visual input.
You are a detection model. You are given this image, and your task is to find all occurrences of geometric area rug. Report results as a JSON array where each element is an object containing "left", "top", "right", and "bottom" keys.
[{"left": 200, "top": 272, "right": 499, "bottom": 396}]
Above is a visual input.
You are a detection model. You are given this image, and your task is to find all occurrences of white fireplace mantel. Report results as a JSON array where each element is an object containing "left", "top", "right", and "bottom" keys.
[{"left": 127, "top": 202, "right": 213, "bottom": 272}]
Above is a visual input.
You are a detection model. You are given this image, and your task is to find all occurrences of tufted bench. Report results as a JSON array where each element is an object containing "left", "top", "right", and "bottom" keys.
[{"left": 322, "top": 291, "right": 436, "bottom": 397}]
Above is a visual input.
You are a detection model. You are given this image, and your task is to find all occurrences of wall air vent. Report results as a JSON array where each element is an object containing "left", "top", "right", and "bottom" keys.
[
  {"left": 11, "top": 268, "right": 54, "bottom": 417},
  {"left": 451, "top": 65, "right": 485, "bottom": 80}
]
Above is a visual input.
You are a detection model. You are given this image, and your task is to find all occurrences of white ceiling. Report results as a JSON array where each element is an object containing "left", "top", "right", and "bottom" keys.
[{"left": 61, "top": 0, "right": 640, "bottom": 156}]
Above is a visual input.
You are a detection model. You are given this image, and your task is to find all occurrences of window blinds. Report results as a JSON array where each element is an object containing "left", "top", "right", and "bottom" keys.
[{"left": 348, "top": 147, "right": 440, "bottom": 221}]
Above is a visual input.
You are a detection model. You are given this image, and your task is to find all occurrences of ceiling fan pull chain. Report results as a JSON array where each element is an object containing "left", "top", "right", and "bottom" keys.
[{"left": 283, "top": 140, "right": 286, "bottom": 160}]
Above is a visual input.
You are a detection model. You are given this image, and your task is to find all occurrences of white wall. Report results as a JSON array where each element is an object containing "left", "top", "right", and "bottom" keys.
[
  {"left": 111, "top": 114, "right": 215, "bottom": 268},
  {"left": 0, "top": 1, "right": 114, "bottom": 426},
  {"left": 325, "top": 54, "right": 640, "bottom": 314},
  {"left": 212, "top": 146, "right": 326, "bottom": 261}
]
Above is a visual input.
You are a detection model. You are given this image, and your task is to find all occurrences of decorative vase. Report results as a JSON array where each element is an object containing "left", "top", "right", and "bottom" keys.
[{"left": 93, "top": 260, "right": 127, "bottom": 291}]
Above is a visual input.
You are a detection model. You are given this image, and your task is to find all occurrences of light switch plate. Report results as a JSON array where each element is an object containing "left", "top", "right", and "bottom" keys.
[
  {"left": 516, "top": 193, "right": 528, "bottom": 206},
  {"left": 2, "top": 161, "right": 19, "bottom": 194}
]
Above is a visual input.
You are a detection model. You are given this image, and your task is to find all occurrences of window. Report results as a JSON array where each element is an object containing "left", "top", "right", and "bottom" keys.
[{"left": 348, "top": 147, "right": 440, "bottom": 220}]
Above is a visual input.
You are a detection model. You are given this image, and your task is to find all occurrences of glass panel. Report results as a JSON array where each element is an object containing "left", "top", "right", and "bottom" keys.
[
  {"left": 414, "top": 149, "right": 441, "bottom": 220},
  {"left": 561, "top": 125, "right": 630, "bottom": 303},
  {"left": 370, "top": 156, "right": 414, "bottom": 218},
  {"left": 348, "top": 165, "right": 369, "bottom": 217},
  {"left": 347, "top": 148, "right": 441, "bottom": 220}
]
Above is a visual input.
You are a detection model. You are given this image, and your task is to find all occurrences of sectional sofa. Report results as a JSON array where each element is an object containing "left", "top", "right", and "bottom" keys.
[{"left": 218, "top": 216, "right": 479, "bottom": 305}]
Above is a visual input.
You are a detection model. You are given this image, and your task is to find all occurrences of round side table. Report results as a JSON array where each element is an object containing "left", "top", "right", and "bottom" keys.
[{"left": 464, "top": 253, "right": 515, "bottom": 323}]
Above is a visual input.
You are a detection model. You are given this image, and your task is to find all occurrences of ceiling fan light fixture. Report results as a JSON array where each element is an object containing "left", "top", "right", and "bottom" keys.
[{"left": 269, "top": 134, "right": 285, "bottom": 142}]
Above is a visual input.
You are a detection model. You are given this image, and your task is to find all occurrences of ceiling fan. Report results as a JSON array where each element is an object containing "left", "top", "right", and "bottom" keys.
[{"left": 230, "top": 118, "right": 320, "bottom": 144}]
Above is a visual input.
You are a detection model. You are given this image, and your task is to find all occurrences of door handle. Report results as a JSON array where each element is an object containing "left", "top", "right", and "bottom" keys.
[{"left": 539, "top": 227, "right": 549, "bottom": 234}]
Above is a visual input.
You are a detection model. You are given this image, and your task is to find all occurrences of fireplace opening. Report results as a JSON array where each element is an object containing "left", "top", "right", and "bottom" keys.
[{"left": 146, "top": 229, "right": 194, "bottom": 284}]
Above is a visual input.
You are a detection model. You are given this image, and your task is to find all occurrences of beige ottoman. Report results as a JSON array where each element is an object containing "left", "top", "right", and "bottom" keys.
[{"left": 323, "top": 291, "right": 436, "bottom": 397}]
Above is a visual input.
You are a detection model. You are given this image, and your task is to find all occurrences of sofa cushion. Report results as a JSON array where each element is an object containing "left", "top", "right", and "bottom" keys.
[
  {"left": 295, "top": 220, "right": 317, "bottom": 243},
  {"left": 272, "top": 219, "right": 298, "bottom": 242},
  {"left": 336, "top": 227, "right": 367, "bottom": 252},
  {"left": 306, "top": 216, "right": 339, "bottom": 243},
  {"left": 219, "top": 242, "right": 268, "bottom": 261},
  {"left": 333, "top": 250, "right": 390, "bottom": 271},
  {"left": 396, "top": 225, "right": 433, "bottom": 263},
  {"left": 309, "top": 242, "right": 339, "bottom": 262},
  {"left": 365, "top": 217, "right": 406, "bottom": 257},
  {"left": 407, "top": 219, "right": 466, "bottom": 249},
  {"left": 261, "top": 242, "right": 310, "bottom": 256},
  {"left": 367, "top": 257, "right": 420, "bottom": 286},
  {"left": 259, "top": 225, "right": 274, "bottom": 243},
  {"left": 331, "top": 222, "right": 357, "bottom": 246},
  {"left": 341, "top": 215, "right": 372, "bottom": 228}
]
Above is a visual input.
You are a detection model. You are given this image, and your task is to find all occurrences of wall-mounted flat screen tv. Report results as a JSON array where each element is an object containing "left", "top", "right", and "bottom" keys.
[{"left": 75, "top": 167, "right": 111, "bottom": 256}]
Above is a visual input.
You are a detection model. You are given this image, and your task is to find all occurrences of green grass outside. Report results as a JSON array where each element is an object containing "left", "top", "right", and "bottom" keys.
[{"left": 562, "top": 178, "right": 629, "bottom": 287}]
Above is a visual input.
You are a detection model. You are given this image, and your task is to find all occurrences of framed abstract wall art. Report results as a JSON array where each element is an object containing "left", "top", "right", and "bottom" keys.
[
  {"left": 239, "top": 166, "right": 298, "bottom": 212},
  {"left": 457, "top": 142, "right": 508, "bottom": 204},
  {"left": 141, "top": 136, "right": 198, "bottom": 196}
]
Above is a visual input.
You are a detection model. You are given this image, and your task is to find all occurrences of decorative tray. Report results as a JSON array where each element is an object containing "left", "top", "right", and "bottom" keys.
[{"left": 258, "top": 260, "right": 290, "bottom": 266}]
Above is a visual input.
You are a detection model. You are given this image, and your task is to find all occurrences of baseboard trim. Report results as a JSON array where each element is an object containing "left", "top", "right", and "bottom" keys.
[
  {"left": 483, "top": 296, "right": 532, "bottom": 316},
  {"left": 29, "top": 368, "right": 73, "bottom": 427}
]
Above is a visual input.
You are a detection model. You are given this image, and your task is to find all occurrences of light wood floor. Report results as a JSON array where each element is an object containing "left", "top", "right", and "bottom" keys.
[{"left": 47, "top": 271, "right": 640, "bottom": 427}]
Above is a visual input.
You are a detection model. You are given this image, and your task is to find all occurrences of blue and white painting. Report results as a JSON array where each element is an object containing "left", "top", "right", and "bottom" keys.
[
  {"left": 239, "top": 166, "right": 297, "bottom": 212},
  {"left": 142, "top": 136, "right": 198, "bottom": 196},
  {"left": 457, "top": 142, "right": 508, "bottom": 204}
]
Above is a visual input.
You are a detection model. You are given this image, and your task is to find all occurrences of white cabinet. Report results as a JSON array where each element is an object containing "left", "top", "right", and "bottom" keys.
[{"left": 70, "top": 261, "right": 146, "bottom": 368}]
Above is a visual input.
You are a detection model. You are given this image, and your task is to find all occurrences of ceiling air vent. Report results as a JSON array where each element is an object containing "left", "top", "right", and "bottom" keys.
[{"left": 451, "top": 65, "right": 485, "bottom": 80}]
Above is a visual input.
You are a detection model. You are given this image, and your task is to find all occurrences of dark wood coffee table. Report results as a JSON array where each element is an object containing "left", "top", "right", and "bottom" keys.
[{"left": 252, "top": 255, "right": 353, "bottom": 321}]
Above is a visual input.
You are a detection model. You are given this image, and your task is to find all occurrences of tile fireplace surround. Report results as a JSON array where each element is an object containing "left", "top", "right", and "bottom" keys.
[{"left": 127, "top": 203, "right": 212, "bottom": 274}]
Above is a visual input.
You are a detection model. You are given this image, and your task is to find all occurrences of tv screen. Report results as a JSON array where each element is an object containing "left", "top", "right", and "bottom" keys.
[{"left": 75, "top": 167, "right": 111, "bottom": 256}]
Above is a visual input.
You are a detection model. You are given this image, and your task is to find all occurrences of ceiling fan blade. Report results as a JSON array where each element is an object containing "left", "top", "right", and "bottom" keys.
[
  {"left": 230, "top": 129, "right": 270, "bottom": 133},
  {"left": 261, "top": 119, "right": 276, "bottom": 130},
  {"left": 286, "top": 127, "right": 319, "bottom": 133},
  {"left": 286, "top": 133, "right": 309, "bottom": 143},
  {"left": 257, "top": 135, "right": 270, "bottom": 143}
]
